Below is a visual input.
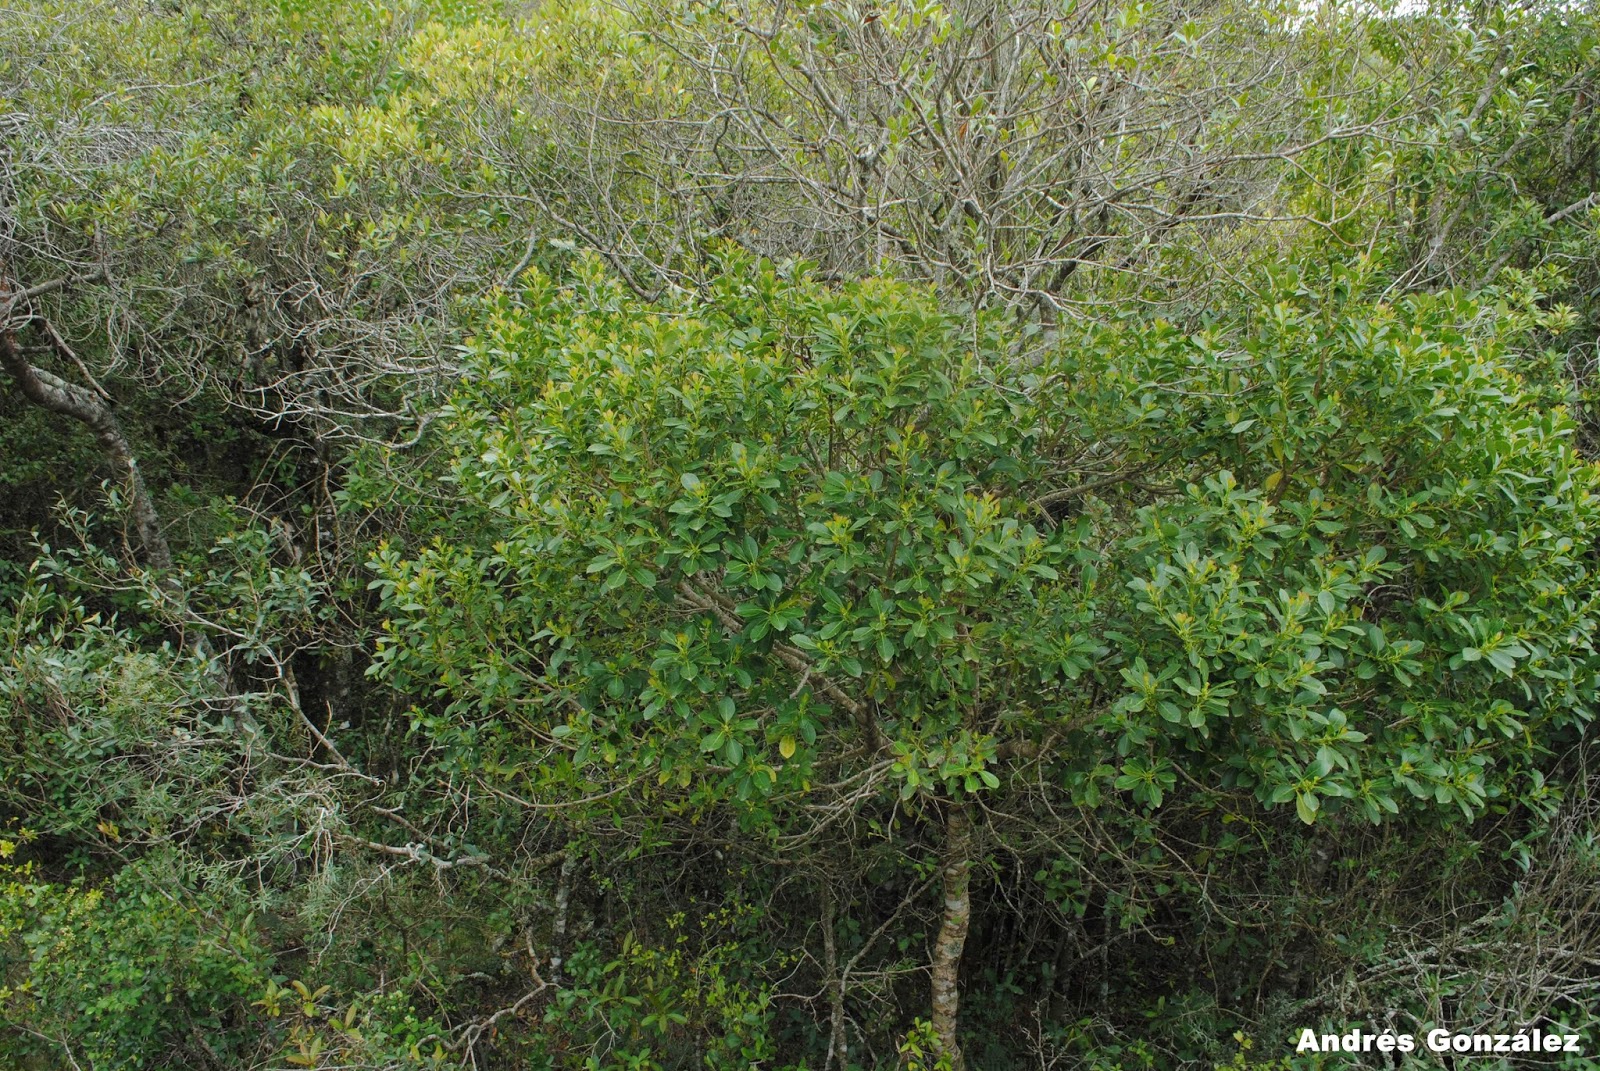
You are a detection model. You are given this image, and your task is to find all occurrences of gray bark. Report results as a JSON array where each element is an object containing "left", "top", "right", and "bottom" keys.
[
  {"left": 822, "top": 881, "right": 849, "bottom": 1071},
  {"left": 0, "top": 322, "right": 174, "bottom": 575},
  {"left": 931, "top": 801, "right": 974, "bottom": 1071}
]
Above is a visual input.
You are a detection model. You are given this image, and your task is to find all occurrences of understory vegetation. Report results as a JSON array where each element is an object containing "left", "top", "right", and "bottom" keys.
[{"left": 2, "top": 1, "right": 1599, "bottom": 1068}]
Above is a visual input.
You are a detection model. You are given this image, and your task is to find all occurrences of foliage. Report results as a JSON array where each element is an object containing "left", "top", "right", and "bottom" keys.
[
  {"left": 5, "top": 1, "right": 1600, "bottom": 1068},
  {"left": 366, "top": 252, "right": 1600, "bottom": 1062},
  {"left": 1053, "top": 268, "right": 1599, "bottom": 827},
  {"left": 370, "top": 254, "right": 1085, "bottom": 816},
  {"left": 0, "top": 830, "right": 270, "bottom": 1069}
]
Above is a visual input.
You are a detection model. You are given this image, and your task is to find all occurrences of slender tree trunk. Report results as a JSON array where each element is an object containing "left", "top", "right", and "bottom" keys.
[
  {"left": 0, "top": 323, "right": 175, "bottom": 574},
  {"left": 930, "top": 800, "right": 974, "bottom": 1071},
  {"left": 1, "top": 309, "right": 257, "bottom": 743},
  {"left": 549, "top": 850, "right": 578, "bottom": 984},
  {"left": 822, "top": 881, "right": 849, "bottom": 1071}
]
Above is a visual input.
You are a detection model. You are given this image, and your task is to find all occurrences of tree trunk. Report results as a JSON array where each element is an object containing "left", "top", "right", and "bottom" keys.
[
  {"left": 822, "top": 881, "right": 849, "bottom": 1071},
  {"left": 930, "top": 800, "right": 973, "bottom": 1071},
  {"left": 0, "top": 323, "right": 175, "bottom": 574},
  {"left": 0, "top": 310, "right": 257, "bottom": 742},
  {"left": 549, "top": 850, "right": 578, "bottom": 983}
]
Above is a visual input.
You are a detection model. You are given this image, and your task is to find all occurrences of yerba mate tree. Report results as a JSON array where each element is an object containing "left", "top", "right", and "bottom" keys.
[
  {"left": 369, "top": 254, "right": 1600, "bottom": 1065},
  {"left": 371, "top": 256, "right": 1095, "bottom": 1066}
]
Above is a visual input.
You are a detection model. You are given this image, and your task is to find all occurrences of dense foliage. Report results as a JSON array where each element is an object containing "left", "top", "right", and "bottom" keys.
[{"left": 3, "top": 2, "right": 1600, "bottom": 1069}]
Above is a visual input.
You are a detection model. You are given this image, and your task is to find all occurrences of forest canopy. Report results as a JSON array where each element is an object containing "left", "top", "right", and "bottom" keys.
[{"left": 3, "top": 1, "right": 1600, "bottom": 1069}]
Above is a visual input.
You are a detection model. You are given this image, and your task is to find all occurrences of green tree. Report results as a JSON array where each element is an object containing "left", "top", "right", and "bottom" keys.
[{"left": 370, "top": 254, "right": 1600, "bottom": 1064}]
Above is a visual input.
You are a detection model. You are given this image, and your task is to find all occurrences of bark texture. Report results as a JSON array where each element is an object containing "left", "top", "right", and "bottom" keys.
[
  {"left": 0, "top": 320, "right": 174, "bottom": 574},
  {"left": 931, "top": 800, "right": 974, "bottom": 1071},
  {"left": 822, "top": 881, "right": 849, "bottom": 1071}
]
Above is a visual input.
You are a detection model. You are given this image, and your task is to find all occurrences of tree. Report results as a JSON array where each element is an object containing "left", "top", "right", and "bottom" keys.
[
  {"left": 0, "top": 0, "right": 537, "bottom": 776},
  {"left": 465, "top": 0, "right": 1454, "bottom": 316},
  {"left": 370, "top": 253, "right": 1600, "bottom": 1063},
  {"left": 371, "top": 254, "right": 1093, "bottom": 1064}
]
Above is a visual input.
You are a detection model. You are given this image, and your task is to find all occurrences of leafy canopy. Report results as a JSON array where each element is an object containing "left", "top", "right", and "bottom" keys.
[
  {"left": 372, "top": 255, "right": 1092, "bottom": 818},
  {"left": 372, "top": 255, "right": 1600, "bottom": 834}
]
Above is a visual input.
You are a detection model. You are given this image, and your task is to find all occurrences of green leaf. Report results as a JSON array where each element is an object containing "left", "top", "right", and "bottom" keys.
[{"left": 1295, "top": 792, "right": 1319, "bottom": 825}]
